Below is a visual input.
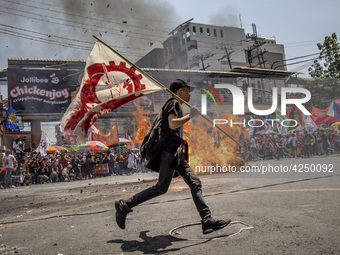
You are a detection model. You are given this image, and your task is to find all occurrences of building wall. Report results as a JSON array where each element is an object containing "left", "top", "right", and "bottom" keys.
[{"left": 160, "top": 22, "right": 286, "bottom": 72}]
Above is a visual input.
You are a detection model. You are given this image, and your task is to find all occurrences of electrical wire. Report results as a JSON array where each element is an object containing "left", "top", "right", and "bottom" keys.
[
  {"left": 0, "top": 28, "right": 92, "bottom": 50},
  {"left": 0, "top": 4, "right": 167, "bottom": 43},
  {"left": 2, "top": 0, "right": 179, "bottom": 29},
  {"left": 1, "top": 0, "right": 171, "bottom": 34}
]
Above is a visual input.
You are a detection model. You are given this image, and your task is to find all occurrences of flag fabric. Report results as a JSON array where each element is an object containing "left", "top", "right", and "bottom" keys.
[
  {"left": 276, "top": 121, "right": 288, "bottom": 136},
  {"left": 60, "top": 41, "right": 165, "bottom": 144},
  {"left": 304, "top": 115, "right": 318, "bottom": 134},
  {"left": 248, "top": 116, "right": 256, "bottom": 136},
  {"left": 275, "top": 107, "right": 290, "bottom": 125},
  {"left": 334, "top": 102, "right": 340, "bottom": 119},
  {"left": 326, "top": 101, "right": 340, "bottom": 119},
  {"left": 35, "top": 131, "right": 51, "bottom": 156},
  {"left": 264, "top": 115, "right": 273, "bottom": 133},
  {"left": 312, "top": 103, "right": 340, "bottom": 126},
  {"left": 90, "top": 123, "right": 119, "bottom": 146},
  {"left": 5, "top": 100, "right": 20, "bottom": 132}
]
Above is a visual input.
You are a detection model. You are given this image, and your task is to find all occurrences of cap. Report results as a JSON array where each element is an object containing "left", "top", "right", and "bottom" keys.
[
  {"left": 169, "top": 79, "right": 193, "bottom": 93},
  {"left": 15, "top": 135, "right": 20, "bottom": 139}
]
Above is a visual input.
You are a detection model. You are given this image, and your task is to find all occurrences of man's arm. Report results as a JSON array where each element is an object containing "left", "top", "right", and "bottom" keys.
[
  {"left": 168, "top": 107, "right": 199, "bottom": 130},
  {"left": 168, "top": 113, "right": 190, "bottom": 130}
]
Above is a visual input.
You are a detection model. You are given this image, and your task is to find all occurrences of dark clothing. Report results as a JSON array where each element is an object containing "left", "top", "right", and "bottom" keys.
[
  {"left": 126, "top": 151, "right": 211, "bottom": 220},
  {"left": 126, "top": 98, "right": 211, "bottom": 220},
  {"left": 161, "top": 98, "right": 184, "bottom": 154}
]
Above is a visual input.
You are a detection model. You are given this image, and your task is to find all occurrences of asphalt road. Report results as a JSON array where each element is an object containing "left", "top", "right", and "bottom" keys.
[{"left": 0, "top": 154, "right": 339, "bottom": 255}]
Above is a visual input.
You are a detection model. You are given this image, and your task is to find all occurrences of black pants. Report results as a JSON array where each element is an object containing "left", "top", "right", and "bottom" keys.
[{"left": 126, "top": 151, "right": 211, "bottom": 220}]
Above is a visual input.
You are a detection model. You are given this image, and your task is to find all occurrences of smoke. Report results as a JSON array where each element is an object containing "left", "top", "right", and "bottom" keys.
[
  {"left": 207, "top": 5, "right": 240, "bottom": 27},
  {"left": 60, "top": 0, "right": 180, "bottom": 62}
]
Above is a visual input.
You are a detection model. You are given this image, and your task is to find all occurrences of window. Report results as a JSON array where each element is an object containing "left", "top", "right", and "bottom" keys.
[
  {"left": 213, "top": 29, "right": 217, "bottom": 37},
  {"left": 207, "top": 28, "right": 210, "bottom": 36},
  {"left": 192, "top": 26, "right": 196, "bottom": 35},
  {"left": 200, "top": 27, "right": 203, "bottom": 34},
  {"left": 220, "top": 30, "right": 224, "bottom": 38}
]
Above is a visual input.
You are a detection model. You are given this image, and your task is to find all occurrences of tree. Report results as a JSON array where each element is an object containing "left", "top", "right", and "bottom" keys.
[{"left": 308, "top": 33, "right": 340, "bottom": 97}]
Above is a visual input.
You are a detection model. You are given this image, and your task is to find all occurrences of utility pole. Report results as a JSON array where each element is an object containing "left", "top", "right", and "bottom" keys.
[
  {"left": 245, "top": 23, "right": 267, "bottom": 68},
  {"left": 224, "top": 47, "right": 234, "bottom": 69}
]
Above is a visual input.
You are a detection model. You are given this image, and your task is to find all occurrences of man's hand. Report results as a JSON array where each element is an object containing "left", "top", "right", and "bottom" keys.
[{"left": 189, "top": 106, "right": 200, "bottom": 119}]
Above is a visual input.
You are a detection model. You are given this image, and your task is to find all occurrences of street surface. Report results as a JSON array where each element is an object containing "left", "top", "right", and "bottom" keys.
[{"left": 0, "top": 155, "right": 339, "bottom": 255}]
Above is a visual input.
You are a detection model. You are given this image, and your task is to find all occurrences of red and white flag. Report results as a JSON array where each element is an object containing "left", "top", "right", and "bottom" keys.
[
  {"left": 60, "top": 41, "right": 165, "bottom": 144},
  {"left": 35, "top": 131, "right": 51, "bottom": 156}
]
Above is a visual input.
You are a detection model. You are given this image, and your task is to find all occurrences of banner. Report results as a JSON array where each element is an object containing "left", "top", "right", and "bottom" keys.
[
  {"left": 5, "top": 100, "right": 20, "bottom": 131},
  {"left": 312, "top": 106, "right": 340, "bottom": 126},
  {"left": 60, "top": 41, "right": 165, "bottom": 144},
  {"left": 7, "top": 69, "right": 81, "bottom": 114},
  {"left": 35, "top": 131, "right": 51, "bottom": 156}
]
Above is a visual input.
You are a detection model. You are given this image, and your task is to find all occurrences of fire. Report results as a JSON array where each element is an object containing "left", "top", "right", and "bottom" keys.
[
  {"left": 189, "top": 111, "right": 247, "bottom": 174},
  {"left": 131, "top": 107, "right": 152, "bottom": 146},
  {"left": 132, "top": 107, "right": 247, "bottom": 175}
]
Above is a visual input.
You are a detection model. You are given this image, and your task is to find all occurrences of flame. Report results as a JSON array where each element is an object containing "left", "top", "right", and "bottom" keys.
[
  {"left": 131, "top": 107, "right": 152, "bottom": 146},
  {"left": 189, "top": 111, "right": 247, "bottom": 174},
  {"left": 131, "top": 107, "right": 247, "bottom": 175}
]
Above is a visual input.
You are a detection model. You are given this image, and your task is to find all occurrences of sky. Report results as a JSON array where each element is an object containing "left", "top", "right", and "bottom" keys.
[
  {"left": 1, "top": 0, "right": 339, "bottom": 75},
  {"left": 0, "top": 0, "right": 339, "bottom": 143}
]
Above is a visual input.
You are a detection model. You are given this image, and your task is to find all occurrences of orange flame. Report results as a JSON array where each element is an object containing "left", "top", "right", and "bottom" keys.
[
  {"left": 131, "top": 107, "right": 152, "bottom": 146},
  {"left": 189, "top": 111, "right": 247, "bottom": 174}
]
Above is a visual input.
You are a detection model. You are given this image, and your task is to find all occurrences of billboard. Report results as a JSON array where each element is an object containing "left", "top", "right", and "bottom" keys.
[{"left": 7, "top": 69, "right": 82, "bottom": 115}]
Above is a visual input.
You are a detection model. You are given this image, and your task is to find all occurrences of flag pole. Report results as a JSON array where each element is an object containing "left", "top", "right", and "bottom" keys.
[{"left": 92, "top": 36, "right": 243, "bottom": 148}]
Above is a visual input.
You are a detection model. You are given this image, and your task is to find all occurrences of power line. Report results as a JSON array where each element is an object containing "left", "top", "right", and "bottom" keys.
[
  {"left": 0, "top": 30, "right": 91, "bottom": 50},
  {"left": 274, "top": 57, "right": 318, "bottom": 70},
  {"left": 4, "top": 0, "right": 179, "bottom": 28},
  {"left": 1, "top": 0, "right": 171, "bottom": 34},
  {"left": 0, "top": 6, "right": 166, "bottom": 44},
  {"left": 0, "top": 23, "right": 150, "bottom": 53}
]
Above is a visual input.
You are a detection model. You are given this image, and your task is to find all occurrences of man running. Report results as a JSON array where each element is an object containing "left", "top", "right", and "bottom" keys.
[{"left": 115, "top": 79, "right": 231, "bottom": 234}]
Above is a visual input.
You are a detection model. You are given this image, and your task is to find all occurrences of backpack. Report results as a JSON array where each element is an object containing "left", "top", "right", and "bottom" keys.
[{"left": 140, "top": 98, "right": 175, "bottom": 160}]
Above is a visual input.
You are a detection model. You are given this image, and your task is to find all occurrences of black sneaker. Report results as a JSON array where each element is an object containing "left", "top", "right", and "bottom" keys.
[
  {"left": 202, "top": 216, "right": 231, "bottom": 234},
  {"left": 115, "top": 200, "right": 132, "bottom": 229}
]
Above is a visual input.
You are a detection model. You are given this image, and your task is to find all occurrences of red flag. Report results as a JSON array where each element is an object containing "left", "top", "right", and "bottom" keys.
[
  {"left": 312, "top": 106, "right": 340, "bottom": 126},
  {"left": 91, "top": 123, "right": 119, "bottom": 146},
  {"left": 60, "top": 42, "right": 164, "bottom": 144}
]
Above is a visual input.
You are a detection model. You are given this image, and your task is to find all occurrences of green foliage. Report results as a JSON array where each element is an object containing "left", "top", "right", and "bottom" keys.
[{"left": 308, "top": 33, "right": 340, "bottom": 97}]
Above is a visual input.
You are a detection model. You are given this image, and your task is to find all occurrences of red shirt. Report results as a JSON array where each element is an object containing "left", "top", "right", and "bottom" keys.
[{"left": 58, "top": 157, "right": 69, "bottom": 168}]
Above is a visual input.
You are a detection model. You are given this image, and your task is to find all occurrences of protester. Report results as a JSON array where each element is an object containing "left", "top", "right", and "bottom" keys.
[{"left": 114, "top": 79, "right": 231, "bottom": 234}]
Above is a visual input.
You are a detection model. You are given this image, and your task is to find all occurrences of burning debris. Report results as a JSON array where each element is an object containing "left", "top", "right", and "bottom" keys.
[
  {"left": 189, "top": 111, "right": 247, "bottom": 173},
  {"left": 131, "top": 107, "right": 246, "bottom": 174},
  {"left": 131, "top": 107, "right": 152, "bottom": 146}
]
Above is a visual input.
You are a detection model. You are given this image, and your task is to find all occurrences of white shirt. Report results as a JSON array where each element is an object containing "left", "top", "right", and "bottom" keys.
[
  {"left": 3, "top": 154, "right": 16, "bottom": 169},
  {"left": 13, "top": 140, "right": 22, "bottom": 153}
]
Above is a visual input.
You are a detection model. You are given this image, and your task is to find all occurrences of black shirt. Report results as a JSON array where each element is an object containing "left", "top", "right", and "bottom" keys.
[{"left": 161, "top": 98, "right": 185, "bottom": 154}]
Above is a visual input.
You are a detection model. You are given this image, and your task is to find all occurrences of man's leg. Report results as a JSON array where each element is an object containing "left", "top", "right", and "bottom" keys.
[
  {"left": 177, "top": 159, "right": 211, "bottom": 220},
  {"left": 126, "top": 151, "right": 175, "bottom": 208},
  {"left": 4, "top": 168, "right": 12, "bottom": 188},
  {"left": 115, "top": 151, "right": 175, "bottom": 229},
  {"left": 177, "top": 159, "right": 231, "bottom": 234}
]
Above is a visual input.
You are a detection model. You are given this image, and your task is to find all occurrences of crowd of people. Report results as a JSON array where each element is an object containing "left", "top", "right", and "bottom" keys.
[
  {"left": 245, "top": 128, "right": 340, "bottom": 162},
  {"left": 1, "top": 126, "right": 339, "bottom": 189},
  {"left": 0, "top": 148, "right": 148, "bottom": 189}
]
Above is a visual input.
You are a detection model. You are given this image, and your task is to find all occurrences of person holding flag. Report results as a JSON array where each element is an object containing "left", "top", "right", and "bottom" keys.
[
  {"left": 115, "top": 79, "right": 231, "bottom": 234},
  {"left": 60, "top": 38, "right": 236, "bottom": 235}
]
